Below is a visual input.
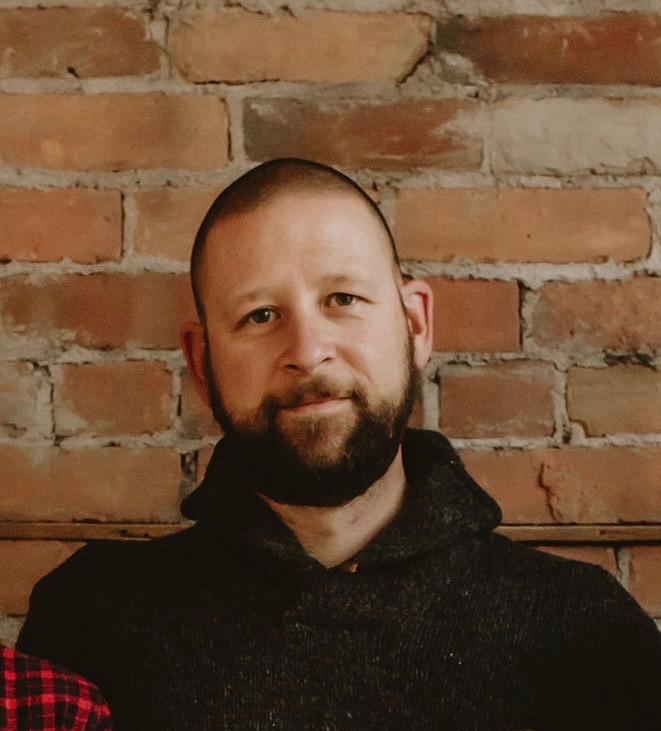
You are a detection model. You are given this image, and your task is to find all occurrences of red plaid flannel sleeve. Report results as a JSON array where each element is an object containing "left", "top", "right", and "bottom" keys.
[{"left": 1, "top": 646, "right": 112, "bottom": 730}]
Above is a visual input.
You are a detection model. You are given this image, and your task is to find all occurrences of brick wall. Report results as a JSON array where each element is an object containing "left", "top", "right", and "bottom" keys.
[{"left": 1, "top": 0, "right": 660, "bottom": 644}]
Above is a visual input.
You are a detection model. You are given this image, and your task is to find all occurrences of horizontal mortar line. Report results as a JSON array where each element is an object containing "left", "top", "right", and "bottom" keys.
[{"left": 0, "top": 522, "right": 659, "bottom": 543}]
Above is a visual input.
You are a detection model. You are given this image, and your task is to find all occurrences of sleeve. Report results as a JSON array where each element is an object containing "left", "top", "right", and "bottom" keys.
[{"left": 567, "top": 567, "right": 661, "bottom": 731}]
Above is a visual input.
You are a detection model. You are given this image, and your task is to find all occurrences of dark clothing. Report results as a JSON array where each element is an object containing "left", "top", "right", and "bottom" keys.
[
  {"left": 18, "top": 429, "right": 661, "bottom": 730},
  {"left": 1, "top": 645, "right": 112, "bottom": 730}
]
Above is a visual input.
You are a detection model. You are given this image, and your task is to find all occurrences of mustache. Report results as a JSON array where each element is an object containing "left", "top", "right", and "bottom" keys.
[{"left": 267, "top": 377, "right": 364, "bottom": 409}]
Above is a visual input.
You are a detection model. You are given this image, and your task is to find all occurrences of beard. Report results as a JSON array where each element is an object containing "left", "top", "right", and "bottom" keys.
[{"left": 204, "top": 336, "right": 419, "bottom": 507}]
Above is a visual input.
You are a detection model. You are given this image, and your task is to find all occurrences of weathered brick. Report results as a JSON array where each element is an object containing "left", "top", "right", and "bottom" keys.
[
  {"left": 440, "top": 361, "right": 556, "bottom": 438},
  {"left": 0, "top": 541, "right": 82, "bottom": 615},
  {"left": 171, "top": 8, "right": 430, "bottom": 83},
  {"left": 0, "top": 94, "right": 228, "bottom": 171},
  {"left": 0, "top": 187, "right": 122, "bottom": 263},
  {"left": 132, "top": 186, "right": 220, "bottom": 261},
  {"left": 0, "top": 8, "right": 158, "bottom": 78},
  {"left": 437, "top": 15, "right": 661, "bottom": 85},
  {"left": 536, "top": 545, "right": 617, "bottom": 575},
  {"left": 179, "top": 370, "right": 221, "bottom": 440},
  {"left": 461, "top": 449, "right": 554, "bottom": 523},
  {"left": 0, "top": 273, "right": 196, "bottom": 350},
  {"left": 0, "top": 362, "right": 50, "bottom": 439},
  {"left": 244, "top": 98, "right": 482, "bottom": 171},
  {"left": 629, "top": 546, "right": 661, "bottom": 616},
  {"left": 568, "top": 366, "right": 661, "bottom": 436},
  {"left": 463, "top": 446, "right": 661, "bottom": 524},
  {"left": 538, "top": 447, "right": 661, "bottom": 523},
  {"left": 53, "top": 361, "right": 172, "bottom": 437},
  {"left": 492, "top": 98, "right": 661, "bottom": 175},
  {"left": 0, "top": 447, "right": 182, "bottom": 522},
  {"left": 425, "top": 278, "right": 520, "bottom": 352},
  {"left": 394, "top": 188, "right": 649, "bottom": 263},
  {"left": 530, "top": 278, "right": 661, "bottom": 353}
]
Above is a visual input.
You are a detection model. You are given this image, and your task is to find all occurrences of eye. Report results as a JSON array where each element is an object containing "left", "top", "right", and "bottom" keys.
[
  {"left": 246, "top": 308, "right": 275, "bottom": 325},
  {"left": 330, "top": 292, "right": 357, "bottom": 307}
]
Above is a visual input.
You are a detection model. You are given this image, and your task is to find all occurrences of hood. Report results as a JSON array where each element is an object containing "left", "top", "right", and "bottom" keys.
[{"left": 181, "top": 428, "right": 501, "bottom": 572}]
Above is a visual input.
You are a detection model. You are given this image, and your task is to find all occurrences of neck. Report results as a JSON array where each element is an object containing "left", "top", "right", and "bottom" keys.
[{"left": 259, "top": 449, "right": 407, "bottom": 568}]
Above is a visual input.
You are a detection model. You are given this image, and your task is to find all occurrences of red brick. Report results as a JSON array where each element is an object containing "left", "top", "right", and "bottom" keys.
[
  {"left": 0, "top": 541, "right": 82, "bottom": 614},
  {"left": 437, "top": 15, "right": 661, "bottom": 85},
  {"left": 538, "top": 447, "right": 661, "bottom": 523},
  {"left": 463, "top": 446, "right": 661, "bottom": 524},
  {"left": 53, "top": 362, "right": 172, "bottom": 437},
  {"left": 179, "top": 370, "right": 221, "bottom": 440},
  {"left": 0, "top": 8, "right": 158, "bottom": 78},
  {"left": 531, "top": 278, "right": 661, "bottom": 352},
  {"left": 567, "top": 366, "right": 661, "bottom": 436},
  {"left": 629, "top": 546, "right": 661, "bottom": 616},
  {"left": 0, "top": 273, "right": 196, "bottom": 350},
  {"left": 0, "top": 187, "right": 121, "bottom": 263},
  {"left": 440, "top": 361, "right": 555, "bottom": 438},
  {"left": 425, "top": 278, "right": 520, "bottom": 352},
  {"left": 394, "top": 188, "right": 650, "bottom": 263},
  {"left": 492, "top": 98, "right": 661, "bottom": 176},
  {"left": 0, "top": 447, "right": 182, "bottom": 522},
  {"left": 171, "top": 8, "right": 430, "bottom": 83},
  {"left": 0, "top": 94, "right": 228, "bottom": 171},
  {"left": 243, "top": 98, "right": 482, "bottom": 171},
  {"left": 536, "top": 545, "right": 617, "bottom": 575},
  {"left": 132, "top": 186, "right": 221, "bottom": 261},
  {"left": 461, "top": 449, "right": 554, "bottom": 523}
]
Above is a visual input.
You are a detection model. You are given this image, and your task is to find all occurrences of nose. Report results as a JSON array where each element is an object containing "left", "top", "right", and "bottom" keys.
[{"left": 279, "top": 310, "right": 336, "bottom": 374}]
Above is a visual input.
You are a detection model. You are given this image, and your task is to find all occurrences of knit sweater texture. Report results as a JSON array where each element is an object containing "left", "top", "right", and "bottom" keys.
[{"left": 17, "top": 429, "right": 661, "bottom": 730}]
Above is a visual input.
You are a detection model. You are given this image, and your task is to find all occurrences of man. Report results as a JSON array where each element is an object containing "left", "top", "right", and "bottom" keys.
[
  {"left": 1, "top": 645, "right": 112, "bottom": 730},
  {"left": 18, "top": 159, "right": 661, "bottom": 730}
]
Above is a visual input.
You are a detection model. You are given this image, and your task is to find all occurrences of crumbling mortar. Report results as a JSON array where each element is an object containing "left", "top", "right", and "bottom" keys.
[{"left": 615, "top": 545, "right": 631, "bottom": 589}]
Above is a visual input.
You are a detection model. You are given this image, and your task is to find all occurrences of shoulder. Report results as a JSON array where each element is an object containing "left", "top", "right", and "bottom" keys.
[{"left": 480, "top": 535, "right": 660, "bottom": 647}]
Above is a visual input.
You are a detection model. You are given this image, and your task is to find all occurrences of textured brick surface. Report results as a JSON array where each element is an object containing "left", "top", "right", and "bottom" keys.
[
  {"left": 461, "top": 449, "right": 554, "bottom": 524},
  {"left": 437, "top": 15, "right": 661, "bottom": 85},
  {"left": 0, "top": 187, "right": 122, "bottom": 263},
  {"left": 0, "top": 447, "right": 182, "bottom": 522},
  {"left": 492, "top": 98, "right": 661, "bottom": 175},
  {"left": 53, "top": 362, "right": 172, "bottom": 437},
  {"left": 0, "top": 7, "right": 158, "bottom": 78},
  {"left": 132, "top": 186, "right": 221, "bottom": 261},
  {"left": 629, "top": 546, "right": 661, "bottom": 616},
  {"left": 530, "top": 278, "right": 661, "bottom": 353},
  {"left": 394, "top": 188, "right": 650, "bottom": 263},
  {"left": 171, "top": 8, "right": 430, "bottom": 83},
  {"left": 0, "top": 541, "right": 82, "bottom": 615},
  {"left": 464, "top": 447, "right": 661, "bottom": 524},
  {"left": 568, "top": 366, "right": 661, "bottom": 436},
  {"left": 538, "top": 447, "right": 661, "bottom": 524},
  {"left": 440, "top": 361, "right": 556, "bottom": 438},
  {"left": 244, "top": 98, "right": 482, "bottom": 170},
  {"left": 0, "top": 273, "right": 196, "bottom": 350},
  {"left": 0, "top": 362, "right": 50, "bottom": 440},
  {"left": 0, "top": 94, "right": 228, "bottom": 171},
  {"left": 425, "top": 279, "right": 520, "bottom": 352}
]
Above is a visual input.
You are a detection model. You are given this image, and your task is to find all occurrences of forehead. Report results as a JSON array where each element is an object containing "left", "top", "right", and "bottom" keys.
[{"left": 200, "top": 191, "right": 396, "bottom": 291}]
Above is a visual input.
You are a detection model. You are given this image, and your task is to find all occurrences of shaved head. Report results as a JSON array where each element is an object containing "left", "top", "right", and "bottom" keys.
[{"left": 191, "top": 158, "right": 400, "bottom": 321}]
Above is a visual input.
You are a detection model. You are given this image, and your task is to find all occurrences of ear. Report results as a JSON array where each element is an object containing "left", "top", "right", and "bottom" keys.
[
  {"left": 400, "top": 278, "right": 433, "bottom": 369},
  {"left": 180, "top": 321, "right": 210, "bottom": 407}
]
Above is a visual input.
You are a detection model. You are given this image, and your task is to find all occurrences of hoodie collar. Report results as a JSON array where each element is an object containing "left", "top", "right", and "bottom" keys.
[{"left": 181, "top": 429, "right": 501, "bottom": 573}]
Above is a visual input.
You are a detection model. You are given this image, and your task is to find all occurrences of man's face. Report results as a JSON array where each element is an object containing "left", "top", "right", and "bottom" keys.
[{"left": 194, "top": 191, "right": 428, "bottom": 505}]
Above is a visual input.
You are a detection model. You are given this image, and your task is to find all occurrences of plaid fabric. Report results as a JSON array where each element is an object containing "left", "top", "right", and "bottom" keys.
[{"left": 1, "top": 646, "right": 111, "bottom": 730}]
